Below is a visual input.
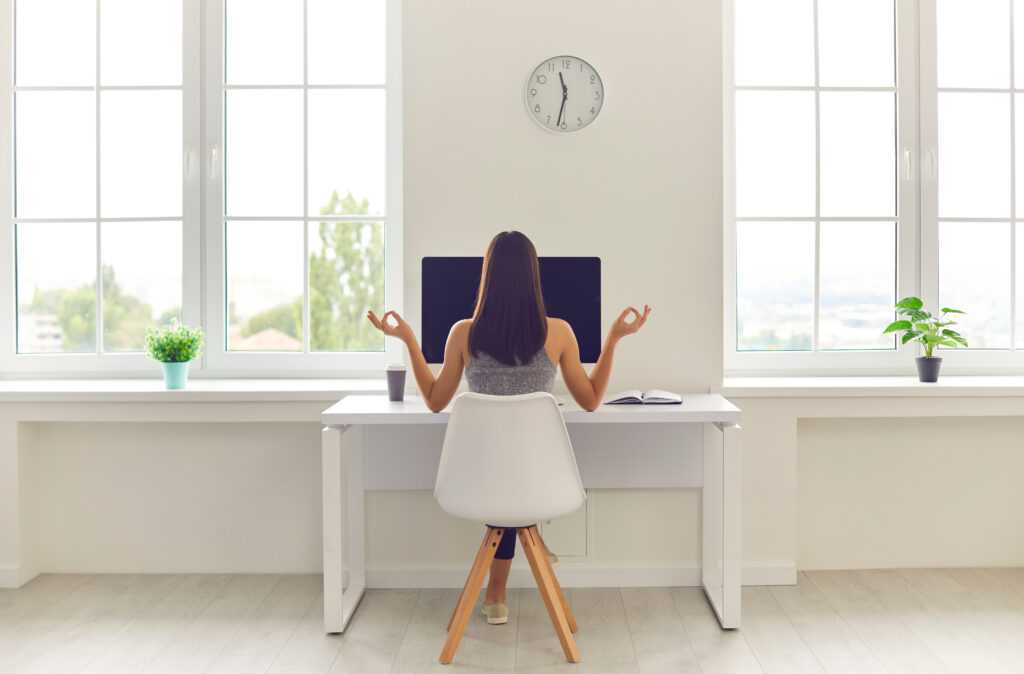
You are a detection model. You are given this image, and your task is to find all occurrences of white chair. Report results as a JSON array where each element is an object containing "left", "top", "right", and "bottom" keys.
[{"left": 434, "top": 391, "right": 586, "bottom": 664}]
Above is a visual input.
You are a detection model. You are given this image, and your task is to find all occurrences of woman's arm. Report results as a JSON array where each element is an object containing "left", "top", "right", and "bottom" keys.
[
  {"left": 367, "top": 311, "right": 466, "bottom": 412},
  {"left": 559, "top": 305, "right": 651, "bottom": 412}
]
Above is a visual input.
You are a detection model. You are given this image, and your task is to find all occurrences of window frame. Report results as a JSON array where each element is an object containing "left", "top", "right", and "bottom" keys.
[
  {"left": 0, "top": 0, "right": 402, "bottom": 378},
  {"left": 917, "top": 0, "right": 1024, "bottom": 375},
  {"left": 202, "top": 0, "right": 403, "bottom": 376},
  {"left": 724, "top": 0, "right": 922, "bottom": 376}
]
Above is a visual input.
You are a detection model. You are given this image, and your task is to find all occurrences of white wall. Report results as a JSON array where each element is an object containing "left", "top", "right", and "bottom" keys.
[
  {"left": 798, "top": 417, "right": 1024, "bottom": 570},
  {"left": 402, "top": 0, "right": 723, "bottom": 392}
]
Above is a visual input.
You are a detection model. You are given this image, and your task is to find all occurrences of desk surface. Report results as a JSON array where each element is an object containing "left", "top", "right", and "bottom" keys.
[{"left": 322, "top": 394, "right": 741, "bottom": 426}]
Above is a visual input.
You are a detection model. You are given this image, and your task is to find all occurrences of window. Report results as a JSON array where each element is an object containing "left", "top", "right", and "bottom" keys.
[
  {"left": 723, "top": 0, "right": 1024, "bottom": 374},
  {"left": 1, "top": 0, "right": 402, "bottom": 375},
  {"left": 925, "top": 0, "right": 1019, "bottom": 354},
  {"left": 8, "top": 0, "right": 186, "bottom": 363},
  {"left": 729, "top": 0, "right": 904, "bottom": 371}
]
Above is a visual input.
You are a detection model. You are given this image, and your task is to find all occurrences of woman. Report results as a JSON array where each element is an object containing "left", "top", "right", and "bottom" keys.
[{"left": 367, "top": 230, "right": 650, "bottom": 625}]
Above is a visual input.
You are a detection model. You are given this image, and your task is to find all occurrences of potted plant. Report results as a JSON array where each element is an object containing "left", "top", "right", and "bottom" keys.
[
  {"left": 145, "top": 322, "right": 204, "bottom": 390},
  {"left": 883, "top": 296, "right": 967, "bottom": 382}
]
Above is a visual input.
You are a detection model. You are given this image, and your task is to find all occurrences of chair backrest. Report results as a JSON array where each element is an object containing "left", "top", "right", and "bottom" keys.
[{"left": 434, "top": 392, "right": 586, "bottom": 528}]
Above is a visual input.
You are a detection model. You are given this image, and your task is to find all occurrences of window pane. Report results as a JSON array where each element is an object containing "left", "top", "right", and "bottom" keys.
[
  {"left": 939, "top": 221, "right": 1010, "bottom": 348},
  {"left": 225, "top": 0, "right": 303, "bottom": 85},
  {"left": 308, "top": 0, "right": 385, "bottom": 85},
  {"left": 819, "top": 222, "right": 896, "bottom": 350},
  {"left": 735, "top": 91, "right": 815, "bottom": 217},
  {"left": 820, "top": 92, "right": 896, "bottom": 217},
  {"left": 1018, "top": 223, "right": 1024, "bottom": 349},
  {"left": 225, "top": 90, "right": 303, "bottom": 216},
  {"left": 16, "top": 222, "right": 96, "bottom": 354},
  {"left": 101, "top": 91, "right": 183, "bottom": 218},
  {"left": 15, "top": 92, "right": 96, "bottom": 219},
  {"left": 938, "top": 93, "right": 1010, "bottom": 219},
  {"left": 101, "top": 221, "right": 182, "bottom": 352},
  {"left": 309, "top": 221, "right": 385, "bottom": 352},
  {"left": 100, "top": 0, "right": 182, "bottom": 86},
  {"left": 736, "top": 221, "right": 814, "bottom": 351},
  {"left": 308, "top": 90, "right": 387, "bottom": 217},
  {"left": 733, "top": 0, "right": 814, "bottom": 86},
  {"left": 817, "top": 0, "right": 894, "bottom": 87},
  {"left": 226, "top": 221, "right": 303, "bottom": 351},
  {"left": 937, "top": 0, "right": 1010, "bottom": 89},
  {"left": 15, "top": 0, "right": 95, "bottom": 86}
]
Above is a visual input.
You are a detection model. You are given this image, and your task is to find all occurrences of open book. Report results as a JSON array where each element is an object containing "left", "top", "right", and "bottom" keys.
[{"left": 605, "top": 389, "right": 682, "bottom": 405}]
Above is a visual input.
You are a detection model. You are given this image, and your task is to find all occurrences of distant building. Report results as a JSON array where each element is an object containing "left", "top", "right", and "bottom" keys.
[
  {"left": 17, "top": 312, "right": 63, "bottom": 353},
  {"left": 231, "top": 328, "right": 302, "bottom": 351}
]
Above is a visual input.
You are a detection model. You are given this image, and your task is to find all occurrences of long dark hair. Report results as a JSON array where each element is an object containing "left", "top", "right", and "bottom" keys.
[{"left": 469, "top": 231, "right": 547, "bottom": 366}]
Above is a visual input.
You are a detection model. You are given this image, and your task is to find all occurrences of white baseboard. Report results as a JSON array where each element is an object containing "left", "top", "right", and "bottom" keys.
[
  {"left": 0, "top": 564, "right": 39, "bottom": 589},
  {"left": 367, "top": 561, "right": 796, "bottom": 589}
]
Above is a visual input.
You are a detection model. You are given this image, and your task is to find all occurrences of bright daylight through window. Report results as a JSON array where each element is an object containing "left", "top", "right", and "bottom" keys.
[
  {"left": 4, "top": 0, "right": 394, "bottom": 371},
  {"left": 732, "top": 0, "right": 898, "bottom": 354},
  {"left": 731, "top": 0, "right": 1024, "bottom": 370}
]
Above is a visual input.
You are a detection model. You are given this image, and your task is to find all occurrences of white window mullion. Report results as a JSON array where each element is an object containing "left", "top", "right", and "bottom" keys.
[
  {"left": 182, "top": 0, "right": 203, "bottom": 364},
  {"left": 0, "top": 0, "right": 14, "bottom": 366},
  {"left": 302, "top": 0, "right": 311, "bottom": 355},
  {"left": 1010, "top": 0, "right": 1018, "bottom": 352},
  {"left": 811, "top": 0, "right": 822, "bottom": 353},
  {"left": 94, "top": 0, "right": 103, "bottom": 356}
]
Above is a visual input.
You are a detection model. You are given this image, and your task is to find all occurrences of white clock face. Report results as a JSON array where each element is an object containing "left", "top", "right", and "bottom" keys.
[{"left": 525, "top": 55, "right": 604, "bottom": 133}]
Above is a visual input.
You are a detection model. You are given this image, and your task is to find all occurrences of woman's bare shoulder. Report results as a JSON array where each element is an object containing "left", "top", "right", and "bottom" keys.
[
  {"left": 547, "top": 317, "right": 573, "bottom": 334},
  {"left": 449, "top": 319, "right": 473, "bottom": 339}
]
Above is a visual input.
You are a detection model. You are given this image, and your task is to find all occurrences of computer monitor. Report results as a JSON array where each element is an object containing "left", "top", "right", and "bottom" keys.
[{"left": 421, "top": 257, "right": 601, "bottom": 364}]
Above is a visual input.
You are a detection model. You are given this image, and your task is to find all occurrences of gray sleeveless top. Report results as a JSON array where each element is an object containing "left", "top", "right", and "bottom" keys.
[{"left": 465, "top": 350, "right": 557, "bottom": 395}]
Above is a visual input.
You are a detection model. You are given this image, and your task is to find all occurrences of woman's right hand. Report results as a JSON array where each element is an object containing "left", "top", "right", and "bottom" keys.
[
  {"left": 367, "top": 310, "right": 415, "bottom": 344},
  {"left": 608, "top": 305, "right": 652, "bottom": 342}
]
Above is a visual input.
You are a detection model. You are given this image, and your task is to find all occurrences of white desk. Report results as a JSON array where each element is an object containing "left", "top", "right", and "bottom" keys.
[{"left": 319, "top": 394, "right": 742, "bottom": 633}]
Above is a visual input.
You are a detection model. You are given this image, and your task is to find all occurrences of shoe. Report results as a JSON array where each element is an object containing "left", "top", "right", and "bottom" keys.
[{"left": 481, "top": 602, "right": 509, "bottom": 625}]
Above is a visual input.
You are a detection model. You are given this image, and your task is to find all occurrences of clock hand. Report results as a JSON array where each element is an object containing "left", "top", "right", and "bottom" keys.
[{"left": 557, "top": 72, "right": 568, "bottom": 126}]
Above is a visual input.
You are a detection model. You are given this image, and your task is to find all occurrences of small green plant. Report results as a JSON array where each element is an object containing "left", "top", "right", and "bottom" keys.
[
  {"left": 145, "top": 321, "right": 204, "bottom": 363},
  {"left": 883, "top": 296, "right": 968, "bottom": 358}
]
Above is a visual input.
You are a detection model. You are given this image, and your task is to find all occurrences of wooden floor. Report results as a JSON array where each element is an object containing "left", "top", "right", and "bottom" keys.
[{"left": 2, "top": 569, "right": 1024, "bottom": 673}]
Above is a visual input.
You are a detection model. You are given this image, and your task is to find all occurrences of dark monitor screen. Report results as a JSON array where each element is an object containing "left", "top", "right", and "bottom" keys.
[{"left": 421, "top": 257, "right": 601, "bottom": 364}]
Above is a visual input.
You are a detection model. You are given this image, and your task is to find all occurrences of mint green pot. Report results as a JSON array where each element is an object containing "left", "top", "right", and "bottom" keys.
[{"left": 161, "top": 361, "right": 191, "bottom": 390}]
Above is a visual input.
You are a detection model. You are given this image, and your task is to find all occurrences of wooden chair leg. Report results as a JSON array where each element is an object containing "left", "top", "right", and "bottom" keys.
[
  {"left": 439, "top": 527, "right": 504, "bottom": 664},
  {"left": 519, "top": 526, "right": 581, "bottom": 663},
  {"left": 447, "top": 529, "right": 494, "bottom": 632},
  {"left": 535, "top": 529, "right": 577, "bottom": 633}
]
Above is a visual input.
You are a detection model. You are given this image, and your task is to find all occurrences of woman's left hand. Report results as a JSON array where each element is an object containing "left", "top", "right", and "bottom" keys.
[
  {"left": 367, "top": 310, "right": 415, "bottom": 343},
  {"left": 609, "top": 305, "right": 651, "bottom": 341}
]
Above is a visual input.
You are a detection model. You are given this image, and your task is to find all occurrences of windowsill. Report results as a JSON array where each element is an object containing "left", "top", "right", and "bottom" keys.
[
  {"left": 0, "top": 378, "right": 386, "bottom": 403},
  {"left": 722, "top": 376, "right": 1024, "bottom": 398}
]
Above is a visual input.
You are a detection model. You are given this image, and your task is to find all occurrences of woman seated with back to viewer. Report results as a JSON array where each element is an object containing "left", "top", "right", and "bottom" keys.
[{"left": 367, "top": 230, "right": 651, "bottom": 626}]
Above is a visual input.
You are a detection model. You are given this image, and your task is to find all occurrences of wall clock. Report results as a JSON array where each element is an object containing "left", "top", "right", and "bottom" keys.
[{"left": 525, "top": 55, "right": 604, "bottom": 133}]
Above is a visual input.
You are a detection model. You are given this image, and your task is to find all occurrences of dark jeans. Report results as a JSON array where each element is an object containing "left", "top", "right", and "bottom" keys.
[{"left": 491, "top": 526, "right": 517, "bottom": 560}]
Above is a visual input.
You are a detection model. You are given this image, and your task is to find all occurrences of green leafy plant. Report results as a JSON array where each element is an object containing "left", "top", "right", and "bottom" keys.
[
  {"left": 145, "top": 321, "right": 204, "bottom": 363},
  {"left": 883, "top": 296, "right": 968, "bottom": 358}
]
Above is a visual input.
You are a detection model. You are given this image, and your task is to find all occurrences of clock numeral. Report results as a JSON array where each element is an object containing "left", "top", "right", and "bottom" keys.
[
  {"left": 560, "top": 121, "right": 567, "bottom": 130},
  {"left": 590, "top": 106, "right": 596, "bottom": 115},
  {"left": 590, "top": 74, "right": 596, "bottom": 84},
  {"left": 577, "top": 116, "right": 583, "bottom": 127},
  {"left": 534, "top": 104, "right": 541, "bottom": 113},
  {"left": 529, "top": 88, "right": 537, "bottom": 97},
  {"left": 562, "top": 59, "right": 572, "bottom": 69},
  {"left": 546, "top": 114, "right": 551, "bottom": 124},
  {"left": 547, "top": 62, "right": 555, "bottom": 72},
  {"left": 594, "top": 90, "right": 601, "bottom": 100},
  {"left": 536, "top": 74, "right": 547, "bottom": 84}
]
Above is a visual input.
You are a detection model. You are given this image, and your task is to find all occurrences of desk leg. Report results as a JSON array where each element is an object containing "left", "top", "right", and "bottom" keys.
[
  {"left": 322, "top": 425, "right": 367, "bottom": 634},
  {"left": 702, "top": 423, "right": 742, "bottom": 629}
]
